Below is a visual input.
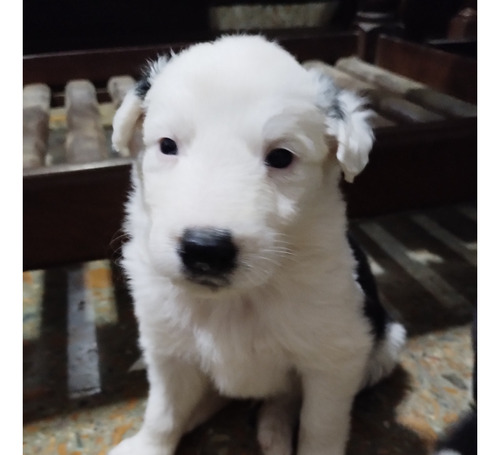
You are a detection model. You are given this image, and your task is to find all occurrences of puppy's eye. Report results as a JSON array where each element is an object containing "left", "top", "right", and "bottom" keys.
[
  {"left": 265, "top": 148, "right": 294, "bottom": 169},
  {"left": 159, "top": 137, "right": 178, "bottom": 155}
]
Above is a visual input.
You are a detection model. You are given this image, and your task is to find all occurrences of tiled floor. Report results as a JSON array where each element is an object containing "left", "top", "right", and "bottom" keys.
[{"left": 23, "top": 203, "right": 476, "bottom": 455}]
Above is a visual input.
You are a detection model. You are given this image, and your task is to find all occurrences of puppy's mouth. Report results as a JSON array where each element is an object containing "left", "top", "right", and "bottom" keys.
[{"left": 184, "top": 272, "right": 232, "bottom": 291}]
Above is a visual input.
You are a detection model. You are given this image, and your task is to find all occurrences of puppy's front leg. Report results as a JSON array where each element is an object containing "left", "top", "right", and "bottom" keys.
[
  {"left": 109, "top": 355, "right": 214, "bottom": 455},
  {"left": 297, "top": 367, "right": 363, "bottom": 455}
]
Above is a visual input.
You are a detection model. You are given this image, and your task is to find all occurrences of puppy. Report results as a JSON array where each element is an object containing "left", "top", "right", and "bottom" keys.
[{"left": 109, "top": 35, "right": 406, "bottom": 455}]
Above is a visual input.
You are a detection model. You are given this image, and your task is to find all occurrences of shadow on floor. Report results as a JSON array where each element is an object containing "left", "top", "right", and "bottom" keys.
[
  {"left": 24, "top": 267, "right": 148, "bottom": 424},
  {"left": 349, "top": 366, "right": 430, "bottom": 455}
]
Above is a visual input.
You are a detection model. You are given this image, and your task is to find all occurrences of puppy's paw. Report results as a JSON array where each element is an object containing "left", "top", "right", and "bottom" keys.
[
  {"left": 257, "top": 401, "right": 294, "bottom": 455},
  {"left": 258, "top": 420, "right": 293, "bottom": 455},
  {"left": 108, "top": 433, "right": 173, "bottom": 455}
]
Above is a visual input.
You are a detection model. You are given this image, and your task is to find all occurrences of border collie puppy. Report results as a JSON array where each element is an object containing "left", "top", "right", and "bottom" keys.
[{"left": 109, "top": 35, "right": 406, "bottom": 455}]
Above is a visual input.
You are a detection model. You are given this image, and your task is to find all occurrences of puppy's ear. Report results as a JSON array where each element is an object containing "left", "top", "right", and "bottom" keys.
[
  {"left": 312, "top": 71, "right": 374, "bottom": 183},
  {"left": 112, "top": 55, "right": 169, "bottom": 154}
]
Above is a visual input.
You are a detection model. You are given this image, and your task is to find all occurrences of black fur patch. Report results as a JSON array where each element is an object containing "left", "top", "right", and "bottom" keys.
[
  {"left": 135, "top": 77, "right": 151, "bottom": 100},
  {"left": 348, "top": 233, "right": 389, "bottom": 341},
  {"left": 135, "top": 55, "right": 169, "bottom": 100},
  {"left": 317, "top": 73, "right": 345, "bottom": 121}
]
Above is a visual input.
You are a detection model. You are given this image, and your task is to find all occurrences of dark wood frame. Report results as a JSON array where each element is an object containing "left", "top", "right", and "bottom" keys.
[{"left": 375, "top": 35, "right": 476, "bottom": 103}]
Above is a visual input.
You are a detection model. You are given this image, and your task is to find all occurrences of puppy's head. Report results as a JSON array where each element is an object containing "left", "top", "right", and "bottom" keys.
[{"left": 114, "top": 36, "right": 373, "bottom": 295}]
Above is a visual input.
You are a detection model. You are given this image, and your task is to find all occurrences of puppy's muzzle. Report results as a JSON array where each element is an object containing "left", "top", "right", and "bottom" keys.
[{"left": 179, "top": 228, "right": 238, "bottom": 285}]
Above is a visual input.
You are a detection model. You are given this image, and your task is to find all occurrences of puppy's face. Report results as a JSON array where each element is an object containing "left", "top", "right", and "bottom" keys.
[{"left": 114, "top": 37, "right": 373, "bottom": 295}]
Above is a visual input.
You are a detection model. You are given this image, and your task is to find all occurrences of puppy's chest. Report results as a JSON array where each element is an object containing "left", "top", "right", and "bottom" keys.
[{"left": 185, "top": 306, "right": 292, "bottom": 398}]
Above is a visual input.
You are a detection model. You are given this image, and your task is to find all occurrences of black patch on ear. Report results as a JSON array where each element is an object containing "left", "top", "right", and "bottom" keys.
[
  {"left": 135, "top": 77, "right": 151, "bottom": 100},
  {"left": 317, "top": 73, "right": 345, "bottom": 121},
  {"left": 328, "top": 94, "right": 345, "bottom": 121},
  {"left": 135, "top": 55, "right": 169, "bottom": 100}
]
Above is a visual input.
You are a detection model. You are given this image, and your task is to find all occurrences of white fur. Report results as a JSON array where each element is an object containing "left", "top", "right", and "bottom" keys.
[
  {"left": 363, "top": 321, "right": 407, "bottom": 388},
  {"left": 109, "top": 35, "right": 402, "bottom": 455},
  {"left": 111, "top": 90, "right": 142, "bottom": 155}
]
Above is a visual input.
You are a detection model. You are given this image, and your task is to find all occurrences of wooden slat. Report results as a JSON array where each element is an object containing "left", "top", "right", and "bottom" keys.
[
  {"left": 303, "top": 61, "right": 396, "bottom": 128},
  {"left": 367, "top": 113, "right": 395, "bottom": 129},
  {"left": 350, "top": 210, "right": 475, "bottom": 336},
  {"left": 336, "top": 56, "right": 477, "bottom": 118},
  {"left": 410, "top": 214, "right": 476, "bottom": 266},
  {"left": 107, "top": 75, "right": 135, "bottom": 107},
  {"left": 304, "top": 61, "right": 377, "bottom": 95},
  {"left": 358, "top": 222, "right": 471, "bottom": 310},
  {"left": 23, "top": 84, "right": 51, "bottom": 169},
  {"left": 67, "top": 266, "right": 101, "bottom": 399},
  {"left": 377, "top": 97, "right": 444, "bottom": 123},
  {"left": 305, "top": 60, "right": 445, "bottom": 124},
  {"left": 65, "top": 80, "right": 109, "bottom": 163},
  {"left": 376, "top": 214, "right": 476, "bottom": 305}
]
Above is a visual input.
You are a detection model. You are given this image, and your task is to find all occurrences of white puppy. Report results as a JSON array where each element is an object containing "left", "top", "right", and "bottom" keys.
[{"left": 110, "top": 35, "right": 406, "bottom": 455}]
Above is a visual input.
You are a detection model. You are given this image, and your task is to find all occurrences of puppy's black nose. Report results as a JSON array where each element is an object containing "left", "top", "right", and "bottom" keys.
[{"left": 179, "top": 228, "right": 237, "bottom": 277}]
